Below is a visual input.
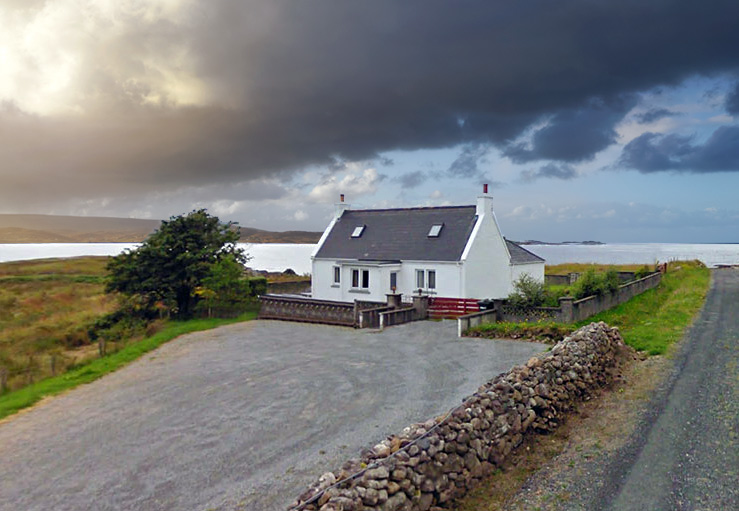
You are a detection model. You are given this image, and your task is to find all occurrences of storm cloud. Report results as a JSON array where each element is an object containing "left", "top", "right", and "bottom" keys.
[
  {"left": 619, "top": 126, "right": 739, "bottom": 173},
  {"left": 3, "top": 0, "right": 739, "bottom": 210}
]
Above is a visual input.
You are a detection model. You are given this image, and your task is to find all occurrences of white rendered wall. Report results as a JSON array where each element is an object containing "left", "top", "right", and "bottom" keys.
[
  {"left": 461, "top": 203, "right": 514, "bottom": 299},
  {"left": 312, "top": 259, "right": 463, "bottom": 301},
  {"left": 510, "top": 262, "right": 545, "bottom": 288}
]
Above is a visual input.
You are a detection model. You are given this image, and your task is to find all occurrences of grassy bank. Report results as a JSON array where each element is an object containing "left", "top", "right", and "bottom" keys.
[
  {"left": 467, "top": 261, "right": 710, "bottom": 355},
  {"left": 0, "top": 257, "right": 116, "bottom": 392},
  {"left": 0, "top": 312, "right": 257, "bottom": 420},
  {"left": 582, "top": 260, "right": 709, "bottom": 354}
]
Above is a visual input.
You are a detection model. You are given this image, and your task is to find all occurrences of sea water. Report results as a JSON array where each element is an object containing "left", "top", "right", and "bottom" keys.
[{"left": 0, "top": 242, "right": 737, "bottom": 273}]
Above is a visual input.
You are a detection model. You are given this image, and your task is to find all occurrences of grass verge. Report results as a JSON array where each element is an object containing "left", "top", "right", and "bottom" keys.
[
  {"left": 579, "top": 261, "right": 709, "bottom": 354},
  {"left": 466, "top": 261, "right": 711, "bottom": 356},
  {"left": 0, "top": 311, "right": 256, "bottom": 421}
]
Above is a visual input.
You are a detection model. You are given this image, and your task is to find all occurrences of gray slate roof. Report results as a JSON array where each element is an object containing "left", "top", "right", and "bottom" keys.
[
  {"left": 315, "top": 205, "right": 546, "bottom": 264},
  {"left": 505, "top": 239, "right": 546, "bottom": 264},
  {"left": 315, "top": 206, "right": 477, "bottom": 262}
]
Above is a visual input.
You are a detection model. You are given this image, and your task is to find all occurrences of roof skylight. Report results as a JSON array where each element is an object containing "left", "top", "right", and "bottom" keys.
[
  {"left": 428, "top": 224, "right": 443, "bottom": 237},
  {"left": 351, "top": 225, "right": 365, "bottom": 238}
]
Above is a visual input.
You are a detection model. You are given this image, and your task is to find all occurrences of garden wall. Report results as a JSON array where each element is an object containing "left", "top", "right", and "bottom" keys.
[
  {"left": 258, "top": 295, "right": 357, "bottom": 326},
  {"left": 288, "top": 322, "right": 630, "bottom": 511},
  {"left": 458, "top": 272, "right": 662, "bottom": 334}
]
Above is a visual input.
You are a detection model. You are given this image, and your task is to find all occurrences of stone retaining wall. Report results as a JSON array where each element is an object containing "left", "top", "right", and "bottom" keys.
[{"left": 289, "top": 322, "right": 630, "bottom": 510}]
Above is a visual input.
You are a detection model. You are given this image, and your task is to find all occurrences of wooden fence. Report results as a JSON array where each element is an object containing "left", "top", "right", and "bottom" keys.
[{"left": 428, "top": 297, "right": 480, "bottom": 319}]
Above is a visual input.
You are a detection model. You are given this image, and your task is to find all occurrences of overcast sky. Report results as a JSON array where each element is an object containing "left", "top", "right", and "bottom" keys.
[{"left": 2, "top": 0, "right": 739, "bottom": 242}]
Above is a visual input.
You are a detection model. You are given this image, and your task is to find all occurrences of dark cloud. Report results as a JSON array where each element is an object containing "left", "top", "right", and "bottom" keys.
[
  {"left": 503, "top": 95, "right": 637, "bottom": 163},
  {"left": 619, "top": 126, "right": 739, "bottom": 172},
  {"left": 447, "top": 143, "right": 490, "bottom": 178},
  {"left": 4, "top": 1, "right": 739, "bottom": 210},
  {"left": 726, "top": 82, "right": 739, "bottom": 114},
  {"left": 635, "top": 108, "right": 679, "bottom": 124},
  {"left": 394, "top": 171, "right": 426, "bottom": 189},
  {"left": 521, "top": 163, "right": 578, "bottom": 182}
]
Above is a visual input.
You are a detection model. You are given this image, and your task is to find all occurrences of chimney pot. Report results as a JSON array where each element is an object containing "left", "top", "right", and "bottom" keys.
[
  {"left": 483, "top": 183, "right": 488, "bottom": 194},
  {"left": 340, "top": 194, "right": 345, "bottom": 203}
]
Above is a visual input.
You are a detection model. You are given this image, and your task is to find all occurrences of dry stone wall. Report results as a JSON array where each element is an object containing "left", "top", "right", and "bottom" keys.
[{"left": 288, "top": 322, "right": 631, "bottom": 511}]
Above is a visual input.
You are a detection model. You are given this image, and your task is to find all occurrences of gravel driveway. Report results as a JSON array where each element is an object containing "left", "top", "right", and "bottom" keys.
[{"left": 0, "top": 319, "right": 545, "bottom": 511}]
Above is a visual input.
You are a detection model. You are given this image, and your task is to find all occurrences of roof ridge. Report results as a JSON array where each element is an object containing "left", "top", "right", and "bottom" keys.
[{"left": 347, "top": 205, "right": 474, "bottom": 213}]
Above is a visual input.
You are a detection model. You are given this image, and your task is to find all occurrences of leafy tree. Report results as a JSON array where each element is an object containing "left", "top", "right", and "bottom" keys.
[
  {"left": 106, "top": 210, "right": 247, "bottom": 319},
  {"left": 195, "top": 253, "right": 253, "bottom": 317}
]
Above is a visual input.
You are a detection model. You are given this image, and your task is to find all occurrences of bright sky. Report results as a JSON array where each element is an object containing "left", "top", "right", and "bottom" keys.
[{"left": 1, "top": 1, "right": 739, "bottom": 242}]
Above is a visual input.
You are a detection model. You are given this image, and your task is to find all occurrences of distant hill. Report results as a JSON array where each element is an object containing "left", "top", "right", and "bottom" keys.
[{"left": 0, "top": 214, "right": 322, "bottom": 244}]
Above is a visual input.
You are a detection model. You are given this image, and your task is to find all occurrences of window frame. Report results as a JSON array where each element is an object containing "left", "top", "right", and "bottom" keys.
[
  {"left": 427, "top": 270, "right": 436, "bottom": 289},
  {"left": 416, "top": 269, "right": 425, "bottom": 289},
  {"left": 333, "top": 266, "right": 341, "bottom": 284}
]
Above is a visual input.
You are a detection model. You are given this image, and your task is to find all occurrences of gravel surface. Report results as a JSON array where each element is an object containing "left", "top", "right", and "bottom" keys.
[
  {"left": 0, "top": 319, "right": 545, "bottom": 511},
  {"left": 506, "top": 268, "right": 738, "bottom": 510}
]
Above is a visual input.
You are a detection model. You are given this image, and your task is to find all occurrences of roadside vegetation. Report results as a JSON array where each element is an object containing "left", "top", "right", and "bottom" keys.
[
  {"left": 467, "top": 261, "right": 710, "bottom": 355},
  {"left": 0, "top": 210, "right": 269, "bottom": 419}
]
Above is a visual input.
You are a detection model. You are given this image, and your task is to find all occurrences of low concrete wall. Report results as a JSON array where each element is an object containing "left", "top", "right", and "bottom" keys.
[
  {"left": 564, "top": 272, "right": 661, "bottom": 323},
  {"left": 380, "top": 307, "right": 416, "bottom": 329},
  {"left": 360, "top": 306, "right": 394, "bottom": 329},
  {"left": 545, "top": 271, "right": 638, "bottom": 287},
  {"left": 259, "top": 295, "right": 357, "bottom": 326},
  {"left": 288, "top": 322, "right": 629, "bottom": 510},
  {"left": 460, "top": 272, "right": 662, "bottom": 334}
]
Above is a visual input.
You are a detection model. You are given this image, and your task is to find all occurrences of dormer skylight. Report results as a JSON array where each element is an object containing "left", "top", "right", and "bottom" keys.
[
  {"left": 428, "top": 223, "right": 443, "bottom": 237},
  {"left": 351, "top": 225, "right": 365, "bottom": 238}
]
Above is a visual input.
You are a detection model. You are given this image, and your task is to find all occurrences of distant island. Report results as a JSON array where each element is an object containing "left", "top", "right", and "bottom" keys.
[
  {"left": 514, "top": 240, "right": 605, "bottom": 246},
  {"left": 0, "top": 214, "right": 323, "bottom": 244}
]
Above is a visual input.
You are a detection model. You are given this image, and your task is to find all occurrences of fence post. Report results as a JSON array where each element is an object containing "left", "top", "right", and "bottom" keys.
[
  {"left": 559, "top": 296, "right": 575, "bottom": 323},
  {"left": 0, "top": 367, "right": 7, "bottom": 394}
]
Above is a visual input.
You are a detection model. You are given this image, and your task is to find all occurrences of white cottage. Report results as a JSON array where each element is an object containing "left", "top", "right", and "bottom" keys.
[{"left": 310, "top": 186, "right": 545, "bottom": 302}]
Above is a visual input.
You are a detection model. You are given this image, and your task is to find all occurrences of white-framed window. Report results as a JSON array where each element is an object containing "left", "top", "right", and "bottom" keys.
[
  {"left": 351, "top": 225, "right": 365, "bottom": 238},
  {"left": 351, "top": 268, "right": 370, "bottom": 289},
  {"left": 390, "top": 272, "right": 397, "bottom": 291},
  {"left": 416, "top": 269, "right": 437, "bottom": 290},
  {"left": 416, "top": 269, "right": 425, "bottom": 289},
  {"left": 333, "top": 266, "right": 340, "bottom": 284}
]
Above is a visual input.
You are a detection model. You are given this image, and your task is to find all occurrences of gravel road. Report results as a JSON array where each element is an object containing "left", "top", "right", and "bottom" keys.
[
  {"left": 596, "top": 268, "right": 739, "bottom": 510},
  {"left": 507, "top": 268, "right": 738, "bottom": 510},
  {"left": 0, "top": 319, "right": 545, "bottom": 511}
]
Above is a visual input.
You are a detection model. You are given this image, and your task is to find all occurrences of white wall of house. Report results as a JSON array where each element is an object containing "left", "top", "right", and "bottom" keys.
[
  {"left": 460, "top": 196, "right": 514, "bottom": 299},
  {"left": 311, "top": 259, "right": 462, "bottom": 302},
  {"left": 510, "top": 262, "right": 546, "bottom": 288}
]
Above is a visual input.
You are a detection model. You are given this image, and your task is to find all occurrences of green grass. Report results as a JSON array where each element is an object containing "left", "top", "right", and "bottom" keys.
[
  {"left": 577, "top": 261, "right": 709, "bottom": 354},
  {"left": 0, "top": 311, "right": 257, "bottom": 420},
  {"left": 467, "top": 261, "right": 710, "bottom": 355}
]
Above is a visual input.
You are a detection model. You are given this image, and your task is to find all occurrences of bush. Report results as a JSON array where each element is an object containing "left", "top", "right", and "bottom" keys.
[
  {"left": 507, "top": 273, "right": 548, "bottom": 308},
  {"left": 633, "top": 265, "right": 653, "bottom": 280},
  {"left": 572, "top": 269, "right": 620, "bottom": 299}
]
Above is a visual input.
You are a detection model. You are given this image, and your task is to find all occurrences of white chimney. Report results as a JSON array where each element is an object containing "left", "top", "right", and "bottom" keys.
[
  {"left": 476, "top": 183, "right": 493, "bottom": 216},
  {"left": 334, "top": 193, "right": 350, "bottom": 219}
]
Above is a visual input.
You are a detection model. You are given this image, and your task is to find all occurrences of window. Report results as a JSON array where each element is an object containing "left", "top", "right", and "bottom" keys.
[
  {"left": 428, "top": 270, "right": 436, "bottom": 289},
  {"left": 416, "top": 269, "right": 425, "bottom": 288},
  {"left": 428, "top": 224, "right": 443, "bottom": 237},
  {"left": 351, "top": 225, "right": 365, "bottom": 238},
  {"left": 390, "top": 272, "right": 397, "bottom": 291},
  {"left": 351, "top": 268, "right": 370, "bottom": 289},
  {"left": 333, "top": 266, "right": 340, "bottom": 284}
]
